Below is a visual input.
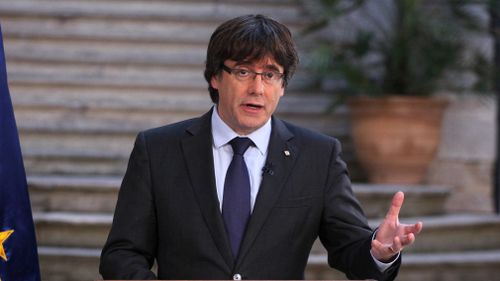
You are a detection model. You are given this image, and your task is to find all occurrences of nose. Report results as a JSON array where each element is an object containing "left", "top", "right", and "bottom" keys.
[{"left": 248, "top": 74, "right": 265, "bottom": 95}]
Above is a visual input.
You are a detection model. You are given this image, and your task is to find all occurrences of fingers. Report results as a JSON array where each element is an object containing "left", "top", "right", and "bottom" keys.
[
  {"left": 397, "top": 233, "right": 415, "bottom": 247},
  {"left": 371, "top": 238, "right": 399, "bottom": 262},
  {"left": 371, "top": 239, "right": 386, "bottom": 252},
  {"left": 403, "top": 221, "right": 423, "bottom": 235},
  {"left": 392, "top": 236, "right": 402, "bottom": 252},
  {"left": 392, "top": 225, "right": 420, "bottom": 248},
  {"left": 415, "top": 221, "right": 423, "bottom": 233},
  {"left": 373, "top": 232, "right": 417, "bottom": 256},
  {"left": 386, "top": 191, "right": 404, "bottom": 221}
]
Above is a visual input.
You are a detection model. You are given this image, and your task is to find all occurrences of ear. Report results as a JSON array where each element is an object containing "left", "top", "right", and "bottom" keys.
[{"left": 210, "top": 75, "right": 219, "bottom": 90}]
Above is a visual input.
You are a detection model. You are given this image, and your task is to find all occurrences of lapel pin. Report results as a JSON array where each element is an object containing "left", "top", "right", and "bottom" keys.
[{"left": 284, "top": 150, "right": 290, "bottom": 157}]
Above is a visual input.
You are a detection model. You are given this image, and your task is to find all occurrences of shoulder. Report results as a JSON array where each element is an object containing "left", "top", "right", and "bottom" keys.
[
  {"left": 130, "top": 114, "right": 207, "bottom": 152},
  {"left": 138, "top": 110, "right": 211, "bottom": 141},
  {"left": 142, "top": 117, "right": 199, "bottom": 139}
]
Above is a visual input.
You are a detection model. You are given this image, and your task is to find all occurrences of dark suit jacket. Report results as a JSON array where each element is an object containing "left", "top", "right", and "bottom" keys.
[{"left": 99, "top": 109, "right": 400, "bottom": 280}]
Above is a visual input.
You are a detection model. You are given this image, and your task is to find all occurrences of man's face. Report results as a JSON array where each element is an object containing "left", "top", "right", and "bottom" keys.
[{"left": 210, "top": 57, "right": 285, "bottom": 135}]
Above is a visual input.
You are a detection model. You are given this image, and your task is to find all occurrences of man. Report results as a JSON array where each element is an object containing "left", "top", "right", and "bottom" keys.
[{"left": 100, "top": 14, "right": 422, "bottom": 280}]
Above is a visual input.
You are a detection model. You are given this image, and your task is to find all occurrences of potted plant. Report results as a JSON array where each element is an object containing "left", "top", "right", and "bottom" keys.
[{"left": 302, "top": 0, "right": 485, "bottom": 184}]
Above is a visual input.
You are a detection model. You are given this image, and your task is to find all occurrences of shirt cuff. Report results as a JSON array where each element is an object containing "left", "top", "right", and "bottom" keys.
[
  {"left": 371, "top": 250, "right": 400, "bottom": 272},
  {"left": 371, "top": 230, "right": 400, "bottom": 272}
]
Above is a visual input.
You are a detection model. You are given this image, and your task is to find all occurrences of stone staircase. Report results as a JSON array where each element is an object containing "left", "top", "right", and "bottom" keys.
[{"left": 1, "top": 1, "right": 500, "bottom": 281}]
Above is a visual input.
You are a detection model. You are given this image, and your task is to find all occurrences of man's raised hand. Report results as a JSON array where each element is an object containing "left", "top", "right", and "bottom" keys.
[{"left": 370, "top": 191, "right": 423, "bottom": 262}]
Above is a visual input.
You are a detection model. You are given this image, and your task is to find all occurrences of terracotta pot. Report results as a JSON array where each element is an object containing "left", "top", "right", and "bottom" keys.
[{"left": 348, "top": 96, "right": 448, "bottom": 184}]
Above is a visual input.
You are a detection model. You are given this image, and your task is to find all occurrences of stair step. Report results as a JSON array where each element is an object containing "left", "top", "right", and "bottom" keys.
[
  {"left": 310, "top": 214, "right": 500, "bottom": 255},
  {"left": 21, "top": 131, "right": 136, "bottom": 162},
  {"left": 0, "top": 0, "right": 303, "bottom": 24},
  {"left": 1, "top": 17, "right": 220, "bottom": 45},
  {"left": 400, "top": 214, "right": 500, "bottom": 253},
  {"left": 354, "top": 184, "right": 450, "bottom": 218},
  {"left": 29, "top": 175, "right": 121, "bottom": 213},
  {"left": 5, "top": 37, "right": 207, "bottom": 66},
  {"left": 34, "top": 212, "right": 112, "bottom": 248},
  {"left": 15, "top": 103, "right": 207, "bottom": 136},
  {"left": 10, "top": 85, "right": 212, "bottom": 112},
  {"left": 24, "top": 152, "right": 127, "bottom": 175},
  {"left": 38, "top": 246, "right": 102, "bottom": 281},
  {"left": 0, "top": 16, "right": 215, "bottom": 45},
  {"left": 306, "top": 250, "right": 500, "bottom": 281},
  {"left": 8, "top": 61, "right": 206, "bottom": 89},
  {"left": 400, "top": 250, "right": 500, "bottom": 281}
]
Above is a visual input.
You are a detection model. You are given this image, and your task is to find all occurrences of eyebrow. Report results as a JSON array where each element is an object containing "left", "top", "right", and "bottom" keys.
[{"left": 234, "top": 61, "right": 283, "bottom": 73}]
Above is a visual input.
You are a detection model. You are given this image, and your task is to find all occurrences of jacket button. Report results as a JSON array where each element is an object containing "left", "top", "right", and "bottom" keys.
[{"left": 233, "top": 274, "right": 242, "bottom": 280}]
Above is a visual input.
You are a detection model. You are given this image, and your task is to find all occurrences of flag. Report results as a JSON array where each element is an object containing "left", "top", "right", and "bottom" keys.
[{"left": 0, "top": 25, "right": 41, "bottom": 281}]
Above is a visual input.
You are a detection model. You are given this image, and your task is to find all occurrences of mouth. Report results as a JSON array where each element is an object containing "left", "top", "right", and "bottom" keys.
[{"left": 243, "top": 103, "right": 264, "bottom": 110}]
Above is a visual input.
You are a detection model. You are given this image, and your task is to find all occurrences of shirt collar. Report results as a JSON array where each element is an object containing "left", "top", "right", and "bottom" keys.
[{"left": 211, "top": 106, "right": 271, "bottom": 156}]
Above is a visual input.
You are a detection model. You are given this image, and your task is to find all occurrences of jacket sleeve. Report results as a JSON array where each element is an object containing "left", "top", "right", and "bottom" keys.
[
  {"left": 99, "top": 132, "right": 158, "bottom": 280},
  {"left": 318, "top": 138, "right": 401, "bottom": 281}
]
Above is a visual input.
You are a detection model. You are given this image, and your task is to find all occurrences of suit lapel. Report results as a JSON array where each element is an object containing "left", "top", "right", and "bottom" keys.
[
  {"left": 236, "top": 117, "right": 298, "bottom": 267},
  {"left": 181, "top": 109, "right": 234, "bottom": 269}
]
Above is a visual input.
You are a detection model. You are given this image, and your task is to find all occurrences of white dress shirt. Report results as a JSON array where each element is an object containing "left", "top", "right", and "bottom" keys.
[{"left": 211, "top": 107, "right": 271, "bottom": 212}]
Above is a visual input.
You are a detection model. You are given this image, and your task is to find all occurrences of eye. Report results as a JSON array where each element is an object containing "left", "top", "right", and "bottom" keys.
[
  {"left": 263, "top": 71, "right": 276, "bottom": 80},
  {"left": 235, "top": 69, "right": 251, "bottom": 78}
]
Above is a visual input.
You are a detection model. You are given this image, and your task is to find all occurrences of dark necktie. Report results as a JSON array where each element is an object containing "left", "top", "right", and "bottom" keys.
[{"left": 222, "top": 137, "right": 253, "bottom": 258}]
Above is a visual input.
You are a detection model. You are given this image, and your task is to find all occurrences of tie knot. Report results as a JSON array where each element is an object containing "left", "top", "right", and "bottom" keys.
[{"left": 230, "top": 137, "right": 253, "bottom": 156}]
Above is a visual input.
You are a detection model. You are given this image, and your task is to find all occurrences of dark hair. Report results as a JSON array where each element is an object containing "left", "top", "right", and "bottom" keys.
[{"left": 204, "top": 14, "right": 299, "bottom": 103}]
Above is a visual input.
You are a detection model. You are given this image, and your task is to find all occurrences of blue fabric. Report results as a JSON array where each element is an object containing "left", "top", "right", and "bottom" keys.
[
  {"left": 0, "top": 25, "right": 41, "bottom": 281},
  {"left": 222, "top": 137, "right": 253, "bottom": 259}
]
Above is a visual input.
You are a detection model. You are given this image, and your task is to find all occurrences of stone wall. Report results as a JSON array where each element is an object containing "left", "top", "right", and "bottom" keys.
[{"left": 427, "top": 94, "right": 497, "bottom": 213}]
